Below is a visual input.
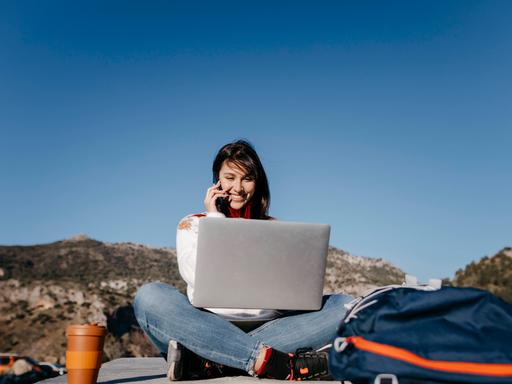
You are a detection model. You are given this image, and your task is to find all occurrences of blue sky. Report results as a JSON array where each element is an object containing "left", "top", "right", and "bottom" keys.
[{"left": 1, "top": 1, "right": 511, "bottom": 280}]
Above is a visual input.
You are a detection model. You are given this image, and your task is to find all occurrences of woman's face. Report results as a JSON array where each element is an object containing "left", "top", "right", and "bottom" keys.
[{"left": 218, "top": 160, "right": 256, "bottom": 210}]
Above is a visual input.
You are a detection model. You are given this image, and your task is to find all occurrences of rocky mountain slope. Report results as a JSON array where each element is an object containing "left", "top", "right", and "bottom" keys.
[
  {"left": 453, "top": 247, "right": 512, "bottom": 303},
  {"left": 0, "top": 235, "right": 405, "bottom": 364}
]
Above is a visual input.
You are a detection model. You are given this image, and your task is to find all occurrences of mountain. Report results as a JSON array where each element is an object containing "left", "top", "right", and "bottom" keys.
[
  {"left": 453, "top": 247, "right": 512, "bottom": 303},
  {"left": 324, "top": 246, "right": 406, "bottom": 295},
  {"left": 0, "top": 236, "right": 405, "bottom": 364}
]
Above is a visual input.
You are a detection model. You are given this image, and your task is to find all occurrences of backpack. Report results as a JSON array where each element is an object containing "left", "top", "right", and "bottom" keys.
[{"left": 328, "top": 277, "right": 512, "bottom": 384}]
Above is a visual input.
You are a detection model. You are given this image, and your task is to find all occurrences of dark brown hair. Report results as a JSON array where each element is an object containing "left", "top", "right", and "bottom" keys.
[{"left": 212, "top": 140, "right": 271, "bottom": 220}]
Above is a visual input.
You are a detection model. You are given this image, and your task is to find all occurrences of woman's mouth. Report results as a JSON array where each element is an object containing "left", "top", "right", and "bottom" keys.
[{"left": 230, "top": 195, "right": 245, "bottom": 202}]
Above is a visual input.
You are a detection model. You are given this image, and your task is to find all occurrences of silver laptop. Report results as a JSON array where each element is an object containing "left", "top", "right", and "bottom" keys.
[{"left": 192, "top": 217, "right": 330, "bottom": 310}]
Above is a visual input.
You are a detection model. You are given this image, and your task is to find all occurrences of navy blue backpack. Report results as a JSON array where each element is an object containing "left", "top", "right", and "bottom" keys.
[{"left": 329, "top": 279, "right": 512, "bottom": 384}]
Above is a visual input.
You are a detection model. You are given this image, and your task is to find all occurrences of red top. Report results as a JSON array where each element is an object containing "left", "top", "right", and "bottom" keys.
[{"left": 227, "top": 200, "right": 253, "bottom": 219}]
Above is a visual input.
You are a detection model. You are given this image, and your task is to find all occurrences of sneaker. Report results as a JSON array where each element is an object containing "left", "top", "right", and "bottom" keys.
[
  {"left": 291, "top": 348, "right": 330, "bottom": 380},
  {"left": 188, "top": 358, "right": 225, "bottom": 380},
  {"left": 166, "top": 340, "right": 232, "bottom": 381},
  {"left": 166, "top": 340, "right": 184, "bottom": 381}
]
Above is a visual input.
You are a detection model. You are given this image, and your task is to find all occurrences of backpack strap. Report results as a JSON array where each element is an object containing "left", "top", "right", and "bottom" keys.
[{"left": 342, "top": 275, "right": 442, "bottom": 325}]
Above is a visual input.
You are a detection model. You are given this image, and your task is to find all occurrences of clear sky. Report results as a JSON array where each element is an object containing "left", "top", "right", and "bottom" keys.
[{"left": 1, "top": 1, "right": 511, "bottom": 280}]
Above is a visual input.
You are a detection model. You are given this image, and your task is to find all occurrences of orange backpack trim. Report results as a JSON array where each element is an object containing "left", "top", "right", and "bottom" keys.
[{"left": 347, "top": 336, "right": 512, "bottom": 377}]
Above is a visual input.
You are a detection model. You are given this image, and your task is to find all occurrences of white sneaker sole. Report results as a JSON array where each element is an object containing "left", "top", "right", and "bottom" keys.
[{"left": 166, "top": 340, "right": 183, "bottom": 381}]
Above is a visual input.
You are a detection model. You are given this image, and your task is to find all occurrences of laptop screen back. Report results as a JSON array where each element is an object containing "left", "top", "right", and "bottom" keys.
[{"left": 192, "top": 218, "right": 330, "bottom": 310}]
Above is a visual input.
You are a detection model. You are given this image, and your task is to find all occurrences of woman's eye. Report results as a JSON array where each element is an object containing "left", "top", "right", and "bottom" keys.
[{"left": 225, "top": 177, "right": 234, "bottom": 180}]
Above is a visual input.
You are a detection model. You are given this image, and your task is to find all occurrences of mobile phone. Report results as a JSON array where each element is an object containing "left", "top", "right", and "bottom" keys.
[{"left": 213, "top": 175, "right": 229, "bottom": 213}]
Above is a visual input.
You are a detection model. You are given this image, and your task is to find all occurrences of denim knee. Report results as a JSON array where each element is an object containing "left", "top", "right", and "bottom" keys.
[
  {"left": 133, "top": 282, "right": 180, "bottom": 327},
  {"left": 323, "top": 293, "right": 353, "bottom": 315}
]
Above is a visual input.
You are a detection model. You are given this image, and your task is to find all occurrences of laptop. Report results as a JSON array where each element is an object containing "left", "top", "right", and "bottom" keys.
[{"left": 191, "top": 217, "right": 330, "bottom": 310}]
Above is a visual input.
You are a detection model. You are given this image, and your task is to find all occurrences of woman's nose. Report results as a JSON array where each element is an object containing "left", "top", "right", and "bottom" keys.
[{"left": 232, "top": 180, "right": 242, "bottom": 192}]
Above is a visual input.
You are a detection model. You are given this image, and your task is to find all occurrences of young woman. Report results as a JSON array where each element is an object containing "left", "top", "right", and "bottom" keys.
[{"left": 134, "top": 140, "right": 352, "bottom": 381}]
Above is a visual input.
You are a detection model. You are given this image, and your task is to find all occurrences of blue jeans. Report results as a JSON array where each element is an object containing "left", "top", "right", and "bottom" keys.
[{"left": 134, "top": 282, "right": 352, "bottom": 374}]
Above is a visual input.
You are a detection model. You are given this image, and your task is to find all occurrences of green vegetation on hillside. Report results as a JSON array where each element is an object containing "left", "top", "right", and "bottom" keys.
[{"left": 453, "top": 247, "right": 512, "bottom": 303}]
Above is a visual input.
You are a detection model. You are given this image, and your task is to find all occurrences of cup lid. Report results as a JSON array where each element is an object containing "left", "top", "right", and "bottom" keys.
[{"left": 66, "top": 324, "right": 107, "bottom": 337}]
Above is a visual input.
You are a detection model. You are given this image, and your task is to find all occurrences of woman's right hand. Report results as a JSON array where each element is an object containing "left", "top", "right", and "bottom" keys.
[{"left": 204, "top": 181, "right": 228, "bottom": 213}]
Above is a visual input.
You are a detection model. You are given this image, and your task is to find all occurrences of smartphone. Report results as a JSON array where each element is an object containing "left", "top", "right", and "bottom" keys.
[{"left": 213, "top": 175, "right": 229, "bottom": 213}]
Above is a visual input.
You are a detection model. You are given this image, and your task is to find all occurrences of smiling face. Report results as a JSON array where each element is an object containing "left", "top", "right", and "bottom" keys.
[{"left": 218, "top": 160, "right": 256, "bottom": 210}]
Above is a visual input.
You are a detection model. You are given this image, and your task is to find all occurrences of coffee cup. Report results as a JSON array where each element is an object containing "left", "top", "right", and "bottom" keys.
[{"left": 66, "top": 324, "right": 107, "bottom": 384}]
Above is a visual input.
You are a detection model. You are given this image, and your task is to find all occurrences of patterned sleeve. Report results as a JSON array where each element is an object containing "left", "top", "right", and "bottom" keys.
[{"left": 176, "top": 214, "right": 200, "bottom": 292}]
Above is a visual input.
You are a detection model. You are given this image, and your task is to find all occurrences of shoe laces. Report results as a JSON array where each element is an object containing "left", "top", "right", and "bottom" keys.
[
  {"left": 291, "top": 348, "right": 329, "bottom": 380},
  {"left": 188, "top": 358, "right": 224, "bottom": 379}
]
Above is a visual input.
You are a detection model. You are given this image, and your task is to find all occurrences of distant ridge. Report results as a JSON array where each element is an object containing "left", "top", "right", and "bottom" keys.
[
  {"left": 2, "top": 237, "right": 509, "bottom": 365},
  {"left": 0, "top": 236, "right": 405, "bottom": 363},
  {"left": 453, "top": 247, "right": 512, "bottom": 303}
]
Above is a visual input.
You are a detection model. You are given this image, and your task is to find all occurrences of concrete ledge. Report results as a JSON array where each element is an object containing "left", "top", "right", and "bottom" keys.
[{"left": 40, "top": 357, "right": 340, "bottom": 384}]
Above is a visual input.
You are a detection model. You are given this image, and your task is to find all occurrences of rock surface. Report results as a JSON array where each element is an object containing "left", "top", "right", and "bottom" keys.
[{"left": 39, "top": 357, "right": 337, "bottom": 384}]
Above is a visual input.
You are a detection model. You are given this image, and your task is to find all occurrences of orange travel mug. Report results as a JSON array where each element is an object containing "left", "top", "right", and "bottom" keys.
[{"left": 66, "top": 324, "right": 107, "bottom": 384}]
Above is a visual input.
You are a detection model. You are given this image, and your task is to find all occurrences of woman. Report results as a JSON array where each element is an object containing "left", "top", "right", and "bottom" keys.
[{"left": 134, "top": 140, "right": 352, "bottom": 381}]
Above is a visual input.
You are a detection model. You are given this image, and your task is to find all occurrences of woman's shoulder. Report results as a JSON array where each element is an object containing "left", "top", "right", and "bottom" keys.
[
  {"left": 177, "top": 213, "right": 205, "bottom": 231},
  {"left": 177, "top": 212, "right": 227, "bottom": 231}
]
